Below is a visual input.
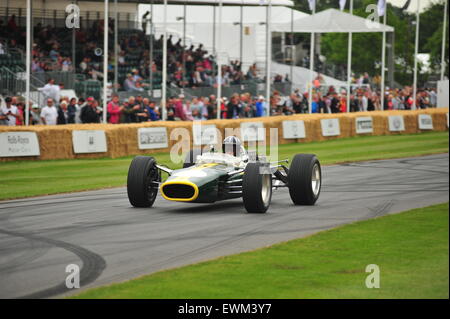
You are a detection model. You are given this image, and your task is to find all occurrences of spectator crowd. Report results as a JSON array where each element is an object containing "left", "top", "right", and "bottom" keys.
[
  {"left": 0, "top": 84, "right": 439, "bottom": 126},
  {"left": 0, "top": 13, "right": 440, "bottom": 127}
]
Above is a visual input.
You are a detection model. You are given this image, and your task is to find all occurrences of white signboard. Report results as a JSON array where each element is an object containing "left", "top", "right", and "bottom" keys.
[
  {"left": 0, "top": 132, "right": 40, "bottom": 157},
  {"left": 240, "top": 122, "right": 265, "bottom": 142},
  {"left": 437, "top": 80, "right": 449, "bottom": 108},
  {"left": 193, "top": 124, "right": 218, "bottom": 146},
  {"left": 355, "top": 117, "right": 373, "bottom": 134},
  {"left": 152, "top": 89, "right": 162, "bottom": 98},
  {"left": 282, "top": 120, "right": 306, "bottom": 139},
  {"left": 320, "top": 118, "right": 340, "bottom": 137},
  {"left": 388, "top": 115, "right": 405, "bottom": 132},
  {"left": 418, "top": 114, "right": 433, "bottom": 130},
  {"left": 72, "top": 130, "right": 107, "bottom": 154},
  {"left": 138, "top": 127, "right": 168, "bottom": 150}
]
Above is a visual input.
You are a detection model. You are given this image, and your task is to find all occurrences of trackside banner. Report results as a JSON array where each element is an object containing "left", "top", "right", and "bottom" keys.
[
  {"left": 320, "top": 118, "right": 340, "bottom": 136},
  {"left": 138, "top": 127, "right": 168, "bottom": 150},
  {"left": 282, "top": 120, "right": 306, "bottom": 139},
  {"left": 418, "top": 114, "right": 433, "bottom": 130},
  {"left": 192, "top": 124, "right": 218, "bottom": 146},
  {"left": 72, "top": 130, "right": 107, "bottom": 154},
  {"left": 241, "top": 122, "right": 265, "bottom": 142},
  {"left": 355, "top": 117, "right": 374, "bottom": 134},
  {"left": 0, "top": 132, "right": 40, "bottom": 157},
  {"left": 388, "top": 115, "right": 405, "bottom": 132}
]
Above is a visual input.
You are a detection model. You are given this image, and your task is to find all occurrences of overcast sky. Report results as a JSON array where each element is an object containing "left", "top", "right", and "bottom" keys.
[{"left": 388, "top": 0, "right": 438, "bottom": 12}]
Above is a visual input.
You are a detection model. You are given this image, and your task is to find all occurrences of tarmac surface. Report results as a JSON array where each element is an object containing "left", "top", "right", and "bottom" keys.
[{"left": 0, "top": 153, "right": 448, "bottom": 298}]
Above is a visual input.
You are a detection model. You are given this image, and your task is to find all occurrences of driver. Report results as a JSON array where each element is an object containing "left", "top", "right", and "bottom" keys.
[{"left": 222, "top": 136, "right": 244, "bottom": 157}]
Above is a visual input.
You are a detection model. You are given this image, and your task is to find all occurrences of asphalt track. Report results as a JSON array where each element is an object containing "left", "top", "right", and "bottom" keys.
[{"left": 0, "top": 154, "right": 448, "bottom": 299}]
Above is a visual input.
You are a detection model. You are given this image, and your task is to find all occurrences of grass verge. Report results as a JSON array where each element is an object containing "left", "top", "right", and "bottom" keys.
[
  {"left": 72, "top": 202, "right": 449, "bottom": 299},
  {"left": 0, "top": 131, "right": 448, "bottom": 200}
]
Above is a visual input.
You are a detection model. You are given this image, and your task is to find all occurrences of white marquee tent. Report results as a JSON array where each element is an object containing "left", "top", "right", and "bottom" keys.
[
  {"left": 272, "top": 8, "right": 394, "bottom": 33},
  {"left": 273, "top": 8, "right": 394, "bottom": 113},
  {"left": 144, "top": 4, "right": 309, "bottom": 66}
]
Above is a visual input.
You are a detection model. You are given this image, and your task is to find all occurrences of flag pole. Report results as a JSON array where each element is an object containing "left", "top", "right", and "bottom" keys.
[
  {"left": 216, "top": 0, "right": 223, "bottom": 119},
  {"left": 25, "top": 0, "right": 31, "bottom": 125},
  {"left": 380, "top": 4, "right": 387, "bottom": 111},
  {"left": 290, "top": 8, "right": 294, "bottom": 90},
  {"left": 265, "top": 0, "right": 272, "bottom": 117},
  {"left": 412, "top": 0, "right": 420, "bottom": 110},
  {"left": 103, "top": 0, "right": 109, "bottom": 123},
  {"left": 440, "top": 0, "right": 448, "bottom": 80},
  {"left": 162, "top": 0, "right": 168, "bottom": 120},
  {"left": 308, "top": 4, "right": 315, "bottom": 114},
  {"left": 346, "top": 0, "right": 353, "bottom": 113}
]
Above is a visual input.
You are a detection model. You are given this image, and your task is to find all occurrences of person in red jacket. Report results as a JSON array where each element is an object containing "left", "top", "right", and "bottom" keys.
[{"left": 107, "top": 94, "right": 123, "bottom": 124}]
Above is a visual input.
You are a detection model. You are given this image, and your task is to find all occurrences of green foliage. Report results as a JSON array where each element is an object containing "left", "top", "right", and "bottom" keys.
[
  {"left": 421, "top": 1, "right": 449, "bottom": 75},
  {"left": 298, "top": 0, "right": 448, "bottom": 85}
]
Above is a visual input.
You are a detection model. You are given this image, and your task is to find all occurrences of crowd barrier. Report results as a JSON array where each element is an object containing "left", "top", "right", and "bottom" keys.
[{"left": 0, "top": 108, "right": 448, "bottom": 162}]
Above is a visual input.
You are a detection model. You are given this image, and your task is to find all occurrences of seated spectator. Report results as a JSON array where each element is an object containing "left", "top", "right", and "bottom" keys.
[{"left": 124, "top": 74, "right": 144, "bottom": 92}]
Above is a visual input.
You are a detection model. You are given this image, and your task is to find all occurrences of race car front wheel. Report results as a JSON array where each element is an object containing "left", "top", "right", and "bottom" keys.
[
  {"left": 242, "top": 162, "right": 272, "bottom": 213},
  {"left": 288, "top": 154, "right": 321, "bottom": 205},
  {"left": 127, "top": 156, "right": 160, "bottom": 207}
]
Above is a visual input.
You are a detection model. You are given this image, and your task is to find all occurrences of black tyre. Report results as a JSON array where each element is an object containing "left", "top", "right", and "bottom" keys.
[
  {"left": 127, "top": 156, "right": 160, "bottom": 207},
  {"left": 242, "top": 162, "right": 272, "bottom": 213},
  {"left": 288, "top": 154, "right": 321, "bottom": 205},
  {"left": 183, "top": 148, "right": 202, "bottom": 168}
]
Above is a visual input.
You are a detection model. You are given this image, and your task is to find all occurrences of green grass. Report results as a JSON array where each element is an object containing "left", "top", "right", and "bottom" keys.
[
  {"left": 0, "top": 131, "right": 448, "bottom": 201},
  {"left": 72, "top": 202, "right": 449, "bottom": 299}
]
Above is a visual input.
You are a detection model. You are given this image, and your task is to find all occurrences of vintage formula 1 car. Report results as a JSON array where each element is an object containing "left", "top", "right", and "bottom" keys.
[{"left": 127, "top": 137, "right": 321, "bottom": 214}]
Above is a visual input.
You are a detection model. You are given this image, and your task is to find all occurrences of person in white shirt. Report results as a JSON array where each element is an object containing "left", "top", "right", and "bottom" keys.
[
  {"left": 40, "top": 98, "right": 58, "bottom": 125},
  {"left": 38, "top": 79, "right": 61, "bottom": 104},
  {"left": 0, "top": 97, "right": 21, "bottom": 126}
]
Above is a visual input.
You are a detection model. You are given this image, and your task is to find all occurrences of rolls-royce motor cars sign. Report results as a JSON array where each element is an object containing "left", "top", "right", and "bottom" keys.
[{"left": 0, "top": 132, "right": 40, "bottom": 157}]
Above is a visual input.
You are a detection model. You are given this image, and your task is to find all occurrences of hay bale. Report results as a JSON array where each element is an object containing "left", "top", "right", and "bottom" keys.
[{"left": 1, "top": 108, "right": 448, "bottom": 162}]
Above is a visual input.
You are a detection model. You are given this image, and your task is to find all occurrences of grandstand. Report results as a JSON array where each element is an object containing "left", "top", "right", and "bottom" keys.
[
  {"left": 0, "top": 0, "right": 331, "bottom": 108},
  {"left": 1, "top": 0, "right": 443, "bottom": 126}
]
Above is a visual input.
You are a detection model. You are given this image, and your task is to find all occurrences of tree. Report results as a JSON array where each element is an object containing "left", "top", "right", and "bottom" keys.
[
  {"left": 295, "top": 0, "right": 448, "bottom": 86},
  {"left": 420, "top": 0, "right": 449, "bottom": 77}
]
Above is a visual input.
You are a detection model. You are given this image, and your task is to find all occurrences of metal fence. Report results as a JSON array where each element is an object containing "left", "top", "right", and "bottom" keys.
[
  {"left": 0, "top": 67, "right": 47, "bottom": 106},
  {"left": 0, "top": 7, "right": 139, "bottom": 30}
]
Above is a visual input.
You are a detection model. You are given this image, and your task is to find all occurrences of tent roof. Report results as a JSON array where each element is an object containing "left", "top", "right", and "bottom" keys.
[
  {"left": 272, "top": 8, "right": 394, "bottom": 33},
  {"left": 79, "top": 0, "right": 294, "bottom": 6},
  {"left": 148, "top": 5, "right": 307, "bottom": 24}
]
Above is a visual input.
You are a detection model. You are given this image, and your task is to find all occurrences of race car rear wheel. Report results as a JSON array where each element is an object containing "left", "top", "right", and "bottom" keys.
[
  {"left": 183, "top": 149, "right": 202, "bottom": 168},
  {"left": 242, "top": 162, "right": 272, "bottom": 213},
  {"left": 288, "top": 154, "right": 321, "bottom": 205},
  {"left": 127, "top": 156, "right": 160, "bottom": 207}
]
